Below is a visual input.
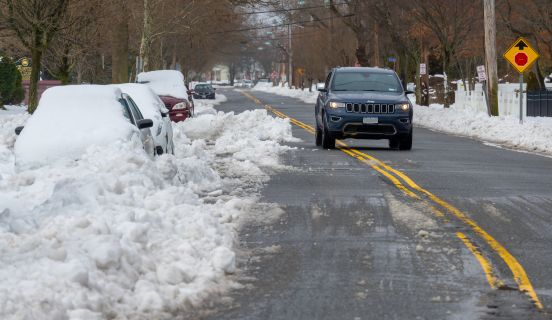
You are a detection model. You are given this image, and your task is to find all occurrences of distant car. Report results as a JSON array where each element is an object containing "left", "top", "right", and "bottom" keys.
[
  {"left": 137, "top": 70, "right": 193, "bottom": 123},
  {"left": 113, "top": 83, "right": 174, "bottom": 155},
  {"left": 241, "top": 79, "right": 253, "bottom": 88},
  {"left": 315, "top": 67, "right": 413, "bottom": 150},
  {"left": 193, "top": 83, "right": 216, "bottom": 99},
  {"left": 14, "top": 85, "right": 155, "bottom": 168}
]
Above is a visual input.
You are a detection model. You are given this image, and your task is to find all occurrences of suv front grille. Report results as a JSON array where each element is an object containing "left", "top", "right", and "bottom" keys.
[{"left": 346, "top": 103, "right": 395, "bottom": 114}]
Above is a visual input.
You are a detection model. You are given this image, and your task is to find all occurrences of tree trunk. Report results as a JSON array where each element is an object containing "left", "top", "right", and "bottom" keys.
[
  {"left": 139, "top": 0, "right": 153, "bottom": 72},
  {"left": 28, "top": 48, "right": 42, "bottom": 114},
  {"left": 356, "top": 33, "right": 370, "bottom": 67},
  {"left": 372, "top": 21, "right": 380, "bottom": 67},
  {"left": 111, "top": 9, "right": 129, "bottom": 83},
  {"left": 484, "top": 0, "right": 499, "bottom": 116}
]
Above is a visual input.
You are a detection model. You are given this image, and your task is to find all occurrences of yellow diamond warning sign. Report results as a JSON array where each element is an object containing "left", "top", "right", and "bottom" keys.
[{"left": 503, "top": 37, "right": 539, "bottom": 74}]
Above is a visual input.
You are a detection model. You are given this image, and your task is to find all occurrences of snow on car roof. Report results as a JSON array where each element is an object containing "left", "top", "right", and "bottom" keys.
[
  {"left": 137, "top": 70, "right": 188, "bottom": 100},
  {"left": 14, "top": 85, "right": 135, "bottom": 168},
  {"left": 113, "top": 83, "right": 168, "bottom": 114}
]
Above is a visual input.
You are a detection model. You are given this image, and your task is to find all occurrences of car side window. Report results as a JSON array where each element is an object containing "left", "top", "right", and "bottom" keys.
[
  {"left": 324, "top": 72, "right": 333, "bottom": 90},
  {"left": 119, "top": 99, "right": 135, "bottom": 125},
  {"left": 127, "top": 98, "right": 144, "bottom": 121}
]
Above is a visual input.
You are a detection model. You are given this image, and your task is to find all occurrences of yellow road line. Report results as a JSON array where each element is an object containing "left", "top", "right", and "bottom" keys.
[
  {"left": 457, "top": 232, "right": 503, "bottom": 289},
  {"left": 239, "top": 91, "right": 544, "bottom": 309}
]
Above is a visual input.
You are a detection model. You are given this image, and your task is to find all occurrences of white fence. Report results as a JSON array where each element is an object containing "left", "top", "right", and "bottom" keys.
[{"left": 454, "top": 84, "right": 526, "bottom": 117}]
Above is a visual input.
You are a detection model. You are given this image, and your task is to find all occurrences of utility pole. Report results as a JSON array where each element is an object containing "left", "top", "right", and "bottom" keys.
[
  {"left": 288, "top": 22, "right": 293, "bottom": 89},
  {"left": 483, "top": 0, "right": 499, "bottom": 116}
]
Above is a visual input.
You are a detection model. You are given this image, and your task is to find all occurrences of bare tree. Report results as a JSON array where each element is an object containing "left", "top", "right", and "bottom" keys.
[{"left": 1, "top": 0, "right": 69, "bottom": 112}]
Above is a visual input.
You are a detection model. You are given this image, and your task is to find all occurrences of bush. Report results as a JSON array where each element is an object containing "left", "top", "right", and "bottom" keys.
[
  {"left": 11, "top": 71, "right": 25, "bottom": 104},
  {"left": 0, "top": 56, "right": 18, "bottom": 106}
]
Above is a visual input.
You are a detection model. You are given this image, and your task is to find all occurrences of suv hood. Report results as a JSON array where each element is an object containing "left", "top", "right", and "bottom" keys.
[{"left": 328, "top": 91, "right": 407, "bottom": 104}]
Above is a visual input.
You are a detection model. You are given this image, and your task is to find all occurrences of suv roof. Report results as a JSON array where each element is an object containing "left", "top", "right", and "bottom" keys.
[{"left": 334, "top": 67, "right": 395, "bottom": 74}]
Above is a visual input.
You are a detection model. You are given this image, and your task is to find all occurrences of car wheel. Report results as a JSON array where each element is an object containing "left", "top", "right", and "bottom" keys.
[
  {"left": 321, "top": 115, "right": 335, "bottom": 149},
  {"left": 315, "top": 122, "right": 323, "bottom": 146},
  {"left": 389, "top": 138, "right": 400, "bottom": 149},
  {"left": 399, "top": 131, "right": 413, "bottom": 151}
]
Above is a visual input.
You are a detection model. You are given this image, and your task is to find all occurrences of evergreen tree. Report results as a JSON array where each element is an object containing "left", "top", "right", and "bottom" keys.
[{"left": 0, "top": 56, "right": 18, "bottom": 107}]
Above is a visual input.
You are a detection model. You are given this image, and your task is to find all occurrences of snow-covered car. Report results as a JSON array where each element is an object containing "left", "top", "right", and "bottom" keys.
[
  {"left": 113, "top": 83, "right": 174, "bottom": 155},
  {"left": 137, "top": 70, "right": 193, "bottom": 123},
  {"left": 14, "top": 85, "right": 155, "bottom": 168}
]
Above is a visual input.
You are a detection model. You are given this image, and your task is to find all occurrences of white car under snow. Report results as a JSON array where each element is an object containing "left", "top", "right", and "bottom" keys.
[
  {"left": 113, "top": 83, "right": 174, "bottom": 155},
  {"left": 14, "top": 85, "right": 155, "bottom": 168}
]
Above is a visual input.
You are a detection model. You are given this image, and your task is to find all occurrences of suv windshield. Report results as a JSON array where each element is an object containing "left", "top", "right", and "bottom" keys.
[{"left": 331, "top": 72, "right": 403, "bottom": 92}]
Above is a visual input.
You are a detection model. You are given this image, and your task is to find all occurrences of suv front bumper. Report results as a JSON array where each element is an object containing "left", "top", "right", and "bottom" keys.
[{"left": 325, "top": 109, "right": 412, "bottom": 139}]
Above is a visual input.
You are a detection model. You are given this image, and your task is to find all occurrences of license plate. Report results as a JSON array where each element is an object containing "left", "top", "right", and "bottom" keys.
[
  {"left": 176, "top": 113, "right": 184, "bottom": 117},
  {"left": 202, "top": 95, "right": 207, "bottom": 98},
  {"left": 363, "top": 117, "right": 378, "bottom": 124}
]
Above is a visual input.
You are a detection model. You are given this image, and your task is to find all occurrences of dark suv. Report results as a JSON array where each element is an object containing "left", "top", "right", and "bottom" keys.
[{"left": 315, "top": 67, "right": 413, "bottom": 150}]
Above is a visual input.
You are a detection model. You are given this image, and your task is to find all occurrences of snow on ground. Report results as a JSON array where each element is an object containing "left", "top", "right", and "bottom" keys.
[
  {"left": 413, "top": 104, "right": 552, "bottom": 155},
  {"left": 0, "top": 98, "right": 295, "bottom": 319},
  {"left": 252, "top": 84, "right": 318, "bottom": 104}
]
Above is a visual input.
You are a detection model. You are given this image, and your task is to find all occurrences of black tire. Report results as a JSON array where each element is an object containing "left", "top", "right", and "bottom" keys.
[
  {"left": 389, "top": 138, "right": 400, "bottom": 149},
  {"left": 321, "top": 116, "right": 336, "bottom": 149},
  {"left": 399, "top": 132, "right": 413, "bottom": 151},
  {"left": 315, "top": 121, "right": 323, "bottom": 146}
]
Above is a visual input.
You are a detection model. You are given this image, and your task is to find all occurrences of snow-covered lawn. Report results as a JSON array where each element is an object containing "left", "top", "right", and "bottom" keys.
[
  {"left": 0, "top": 96, "right": 295, "bottom": 319},
  {"left": 413, "top": 104, "right": 552, "bottom": 155}
]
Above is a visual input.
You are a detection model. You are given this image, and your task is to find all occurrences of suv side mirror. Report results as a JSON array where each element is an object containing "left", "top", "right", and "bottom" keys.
[
  {"left": 137, "top": 119, "right": 154, "bottom": 129},
  {"left": 15, "top": 126, "right": 24, "bottom": 135}
]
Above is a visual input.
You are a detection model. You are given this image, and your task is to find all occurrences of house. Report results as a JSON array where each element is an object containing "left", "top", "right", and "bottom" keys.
[{"left": 211, "top": 65, "right": 230, "bottom": 84}]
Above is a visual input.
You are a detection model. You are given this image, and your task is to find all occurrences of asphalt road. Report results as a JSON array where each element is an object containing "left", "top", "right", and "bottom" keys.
[{"left": 199, "top": 88, "right": 552, "bottom": 320}]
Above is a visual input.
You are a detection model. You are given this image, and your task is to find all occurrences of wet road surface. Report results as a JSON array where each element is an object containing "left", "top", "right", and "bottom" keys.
[{"left": 197, "top": 88, "right": 552, "bottom": 319}]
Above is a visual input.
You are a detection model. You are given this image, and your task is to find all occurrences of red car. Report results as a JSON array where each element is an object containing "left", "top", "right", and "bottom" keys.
[
  {"left": 159, "top": 95, "right": 194, "bottom": 123},
  {"left": 137, "top": 70, "right": 195, "bottom": 123}
]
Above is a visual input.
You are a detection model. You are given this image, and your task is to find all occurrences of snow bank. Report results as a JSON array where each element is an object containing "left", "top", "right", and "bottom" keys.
[
  {"left": 0, "top": 102, "right": 294, "bottom": 318},
  {"left": 252, "top": 85, "right": 318, "bottom": 104},
  {"left": 413, "top": 104, "right": 552, "bottom": 155},
  {"left": 194, "top": 93, "right": 228, "bottom": 116},
  {"left": 137, "top": 70, "right": 188, "bottom": 100}
]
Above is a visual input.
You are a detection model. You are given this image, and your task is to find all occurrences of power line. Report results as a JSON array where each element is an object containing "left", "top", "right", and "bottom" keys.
[
  {"left": 234, "top": 1, "right": 349, "bottom": 15},
  {"left": 209, "top": 13, "right": 354, "bottom": 35}
]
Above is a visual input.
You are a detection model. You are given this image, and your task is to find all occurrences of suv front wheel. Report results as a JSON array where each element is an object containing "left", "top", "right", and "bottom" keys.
[
  {"left": 389, "top": 131, "right": 412, "bottom": 150},
  {"left": 321, "top": 115, "right": 336, "bottom": 149}
]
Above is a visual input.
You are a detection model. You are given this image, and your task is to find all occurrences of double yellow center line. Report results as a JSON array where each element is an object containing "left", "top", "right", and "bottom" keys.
[{"left": 241, "top": 90, "right": 544, "bottom": 310}]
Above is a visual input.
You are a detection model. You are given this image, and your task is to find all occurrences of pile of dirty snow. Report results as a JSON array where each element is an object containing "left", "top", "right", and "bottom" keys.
[
  {"left": 413, "top": 104, "right": 552, "bottom": 155},
  {"left": 0, "top": 101, "right": 294, "bottom": 319}
]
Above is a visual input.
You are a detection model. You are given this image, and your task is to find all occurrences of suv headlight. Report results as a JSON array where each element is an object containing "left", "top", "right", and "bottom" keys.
[
  {"left": 328, "top": 101, "right": 345, "bottom": 109},
  {"left": 396, "top": 103, "right": 410, "bottom": 111},
  {"left": 173, "top": 102, "right": 187, "bottom": 110}
]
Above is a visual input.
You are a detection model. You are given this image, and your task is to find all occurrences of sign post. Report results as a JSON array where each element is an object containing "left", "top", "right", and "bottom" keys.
[
  {"left": 503, "top": 37, "right": 540, "bottom": 124},
  {"left": 419, "top": 63, "right": 428, "bottom": 106},
  {"left": 477, "top": 65, "right": 491, "bottom": 116}
]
